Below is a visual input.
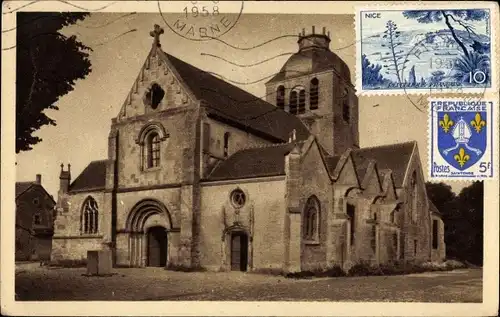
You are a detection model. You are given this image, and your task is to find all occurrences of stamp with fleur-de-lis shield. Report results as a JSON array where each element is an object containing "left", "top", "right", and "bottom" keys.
[{"left": 429, "top": 98, "right": 497, "bottom": 180}]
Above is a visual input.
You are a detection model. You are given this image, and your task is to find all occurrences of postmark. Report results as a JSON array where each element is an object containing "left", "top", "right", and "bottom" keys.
[
  {"left": 429, "top": 98, "right": 496, "bottom": 180},
  {"left": 356, "top": 4, "right": 498, "bottom": 95},
  {"left": 158, "top": 0, "right": 244, "bottom": 41}
]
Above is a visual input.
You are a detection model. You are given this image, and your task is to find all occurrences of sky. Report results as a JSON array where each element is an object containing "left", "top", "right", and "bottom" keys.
[{"left": 14, "top": 12, "right": 472, "bottom": 198}]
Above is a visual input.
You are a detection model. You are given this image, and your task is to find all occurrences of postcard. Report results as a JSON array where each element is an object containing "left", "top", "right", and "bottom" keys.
[{"left": 1, "top": 1, "right": 499, "bottom": 316}]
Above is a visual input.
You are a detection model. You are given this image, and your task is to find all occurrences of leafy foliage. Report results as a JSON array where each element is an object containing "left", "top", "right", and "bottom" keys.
[
  {"left": 361, "top": 54, "right": 387, "bottom": 86},
  {"left": 426, "top": 181, "right": 483, "bottom": 265},
  {"left": 451, "top": 51, "right": 490, "bottom": 83},
  {"left": 402, "top": 10, "right": 488, "bottom": 60},
  {"left": 16, "top": 13, "right": 92, "bottom": 153}
]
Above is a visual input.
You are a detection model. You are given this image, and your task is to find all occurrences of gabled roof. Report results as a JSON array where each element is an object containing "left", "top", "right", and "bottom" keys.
[
  {"left": 206, "top": 142, "right": 301, "bottom": 181},
  {"left": 69, "top": 160, "right": 108, "bottom": 193},
  {"left": 351, "top": 141, "right": 415, "bottom": 188},
  {"left": 325, "top": 155, "right": 341, "bottom": 175},
  {"left": 16, "top": 182, "right": 35, "bottom": 198},
  {"left": 15, "top": 181, "right": 56, "bottom": 204},
  {"left": 157, "top": 50, "right": 310, "bottom": 143}
]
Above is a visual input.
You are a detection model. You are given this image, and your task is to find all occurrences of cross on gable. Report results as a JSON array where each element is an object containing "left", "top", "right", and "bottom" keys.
[{"left": 150, "top": 24, "right": 164, "bottom": 47}]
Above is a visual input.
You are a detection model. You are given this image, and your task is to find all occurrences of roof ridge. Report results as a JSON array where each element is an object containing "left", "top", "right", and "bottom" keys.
[
  {"left": 354, "top": 140, "right": 416, "bottom": 152},
  {"left": 240, "top": 141, "right": 299, "bottom": 151}
]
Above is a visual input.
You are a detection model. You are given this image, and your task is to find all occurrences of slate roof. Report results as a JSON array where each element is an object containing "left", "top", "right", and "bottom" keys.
[
  {"left": 206, "top": 143, "right": 301, "bottom": 181},
  {"left": 266, "top": 48, "right": 351, "bottom": 84},
  {"left": 158, "top": 51, "right": 310, "bottom": 143},
  {"left": 69, "top": 160, "right": 108, "bottom": 193},
  {"left": 15, "top": 181, "right": 56, "bottom": 204},
  {"left": 16, "top": 182, "right": 35, "bottom": 198},
  {"left": 325, "top": 155, "right": 341, "bottom": 175},
  {"left": 350, "top": 141, "right": 415, "bottom": 187}
]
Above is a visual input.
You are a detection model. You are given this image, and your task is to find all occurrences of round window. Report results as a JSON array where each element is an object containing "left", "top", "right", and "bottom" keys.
[{"left": 230, "top": 189, "right": 246, "bottom": 208}]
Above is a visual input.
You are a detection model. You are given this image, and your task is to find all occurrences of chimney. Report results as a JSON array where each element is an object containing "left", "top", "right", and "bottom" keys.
[
  {"left": 322, "top": 27, "right": 326, "bottom": 35},
  {"left": 312, "top": 26, "right": 315, "bottom": 34},
  {"left": 59, "top": 163, "right": 71, "bottom": 194},
  {"left": 35, "top": 174, "right": 42, "bottom": 185}
]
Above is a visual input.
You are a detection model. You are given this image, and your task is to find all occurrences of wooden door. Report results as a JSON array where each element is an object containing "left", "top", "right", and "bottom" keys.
[
  {"left": 147, "top": 227, "right": 167, "bottom": 267},
  {"left": 230, "top": 232, "right": 248, "bottom": 271}
]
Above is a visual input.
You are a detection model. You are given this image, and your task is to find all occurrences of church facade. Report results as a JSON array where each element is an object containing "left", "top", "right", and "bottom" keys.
[{"left": 52, "top": 25, "right": 446, "bottom": 273}]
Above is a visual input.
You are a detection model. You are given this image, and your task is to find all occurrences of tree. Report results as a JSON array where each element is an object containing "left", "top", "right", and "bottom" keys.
[
  {"left": 16, "top": 13, "right": 92, "bottom": 153},
  {"left": 454, "top": 181, "right": 483, "bottom": 265},
  {"left": 361, "top": 54, "right": 387, "bottom": 86},
  {"left": 425, "top": 182, "right": 456, "bottom": 214},
  {"left": 402, "top": 10, "right": 488, "bottom": 60},
  {"left": 427, "top": 181, "right": 483, "bottom": 265}
]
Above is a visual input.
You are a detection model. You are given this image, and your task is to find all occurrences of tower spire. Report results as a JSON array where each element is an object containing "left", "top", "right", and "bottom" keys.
[{"left": 149, "top": 24, "right": 165, "bottom": 47}]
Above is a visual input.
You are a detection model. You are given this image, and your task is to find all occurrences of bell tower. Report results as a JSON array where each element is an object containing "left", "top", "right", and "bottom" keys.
[{"left": 265, "top": 26, "right": 359, "bottom": 156}]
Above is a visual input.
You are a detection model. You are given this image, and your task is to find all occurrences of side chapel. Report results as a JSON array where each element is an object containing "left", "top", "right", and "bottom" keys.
[{"left": 52, "top": 25, "right": 446, "bottom": 272}]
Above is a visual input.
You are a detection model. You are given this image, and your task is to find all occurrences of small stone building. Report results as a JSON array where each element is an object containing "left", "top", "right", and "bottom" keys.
[
  {"left": 15, "top": 174, "right": 56, "bottom": 261},
  {"left": 52, "top": 25, "right": 445, "bottom": 272}
]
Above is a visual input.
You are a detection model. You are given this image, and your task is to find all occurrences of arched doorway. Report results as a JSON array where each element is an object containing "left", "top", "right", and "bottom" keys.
[
  {"left": 230, "top": 232, "right": 248, "bottom": 271},
  {"left": 147, "top": 226, "right": 168, "bottom": 267}
]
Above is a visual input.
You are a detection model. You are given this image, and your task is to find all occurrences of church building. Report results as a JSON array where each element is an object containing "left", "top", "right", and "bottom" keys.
[{"left": 52, "top": 25, "right": 446, "bottom": 273}]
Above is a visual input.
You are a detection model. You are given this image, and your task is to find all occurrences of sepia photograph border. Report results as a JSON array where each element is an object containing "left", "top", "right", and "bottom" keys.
[{"left": 2, "top": 1, "right": 499, "bottom": 316}]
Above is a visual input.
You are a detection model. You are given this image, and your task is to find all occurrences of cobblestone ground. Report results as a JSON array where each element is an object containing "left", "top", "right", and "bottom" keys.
[{"left": 15, "top": 263, "right": 482, "bottom": 302}]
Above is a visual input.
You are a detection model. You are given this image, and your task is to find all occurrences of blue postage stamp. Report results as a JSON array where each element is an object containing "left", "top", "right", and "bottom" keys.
[
  {"left": 429, "top": 98, "right": 496, "bottom": 180},
  {"left": 356, "top": 5, "right": 498, "bottom": 95}
]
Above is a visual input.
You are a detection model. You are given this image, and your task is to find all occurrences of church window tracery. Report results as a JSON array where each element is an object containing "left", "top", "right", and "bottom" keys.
[
  {"left": 303, "top": 195, "right": 320, "bottom": 242},
  {"left": 276, "top": 85, "right": 285, "bottom": 109},
  {"left": 310, "top": 78, "right": 319, "bottom": 110},
  {"left": 81, "top": 196, "right": 98, "bottom": 234},
  {"left": 230, "top": 188, "right": 246, "bottom": 208}
]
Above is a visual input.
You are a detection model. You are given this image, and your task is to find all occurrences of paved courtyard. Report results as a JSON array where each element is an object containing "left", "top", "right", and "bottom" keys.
[{"left": 15, "top": 263, "right": 482, "bottom": 302}]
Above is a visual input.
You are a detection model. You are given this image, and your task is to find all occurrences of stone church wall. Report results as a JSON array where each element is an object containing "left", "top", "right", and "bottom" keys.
[
  {"left": 199, "top": 178, "right": 286, "bottom": 272},
  {"left": 201, "top": 117, "right": 270, "bottom": 177},
  {"left": 400, "top": 150, "right": 432, "bottom": 262},
  {"left": 114, "top": 108, "right": 198, "bottom": 189},
  {"left": 431, "top": 215, "right": 446, "bottom": 262},
  {"left": 52, "top": 191, "right": 105, "bottom": 261},
  {"left": 297, "top": 142, "right": 333, "bottom": 271},
  {"left": 113, "top": 187, "right": 182, "bottom": 267}
]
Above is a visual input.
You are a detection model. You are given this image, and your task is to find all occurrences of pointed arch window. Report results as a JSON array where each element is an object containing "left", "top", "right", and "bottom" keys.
[
  {"left": 276, "top": 85, "right": 285, "bottom": 109},
  {"left": 81, "top": 196, "right": 99, "bottom": 234},
  {"left": 310, "top": 78, "right": 319, "bottom": 110},
  {"left": 303, "top": 195, "right": 320, "bottom": 242}
]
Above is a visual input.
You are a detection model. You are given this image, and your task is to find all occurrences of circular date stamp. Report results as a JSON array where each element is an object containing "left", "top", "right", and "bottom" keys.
[{"left": 158, "top": 1, "right": 244, "bottom": 41}]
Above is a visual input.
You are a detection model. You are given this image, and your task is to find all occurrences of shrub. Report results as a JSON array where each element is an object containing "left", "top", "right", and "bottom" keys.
[
  {"left": 49, "top": 259, "right": 87, "bottom": 268},
  {"left": 165, "top": 263, "right": 207, "bottom": 272}
]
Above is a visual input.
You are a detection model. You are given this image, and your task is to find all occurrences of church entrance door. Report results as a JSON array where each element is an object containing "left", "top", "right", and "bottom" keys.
[
  {"left": 230, "top": 232, "right": 248, "bottom": 271},
  {"left": 147, "top": 226, "right": 167, "bottom": 267}
]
